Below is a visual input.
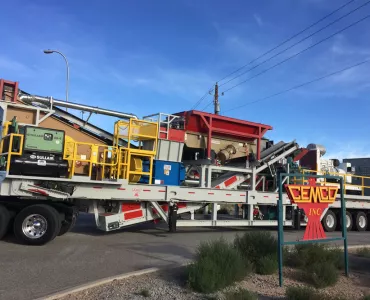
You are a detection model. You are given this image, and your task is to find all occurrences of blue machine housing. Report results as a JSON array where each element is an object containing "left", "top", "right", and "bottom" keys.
[{"left": 140, "top": 160, "right": 185, "bottom": 186}]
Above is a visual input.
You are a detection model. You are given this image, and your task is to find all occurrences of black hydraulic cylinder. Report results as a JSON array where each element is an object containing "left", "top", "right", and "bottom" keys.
[{"left": 168, "top": 203, "right": 178, "bottom": 233}]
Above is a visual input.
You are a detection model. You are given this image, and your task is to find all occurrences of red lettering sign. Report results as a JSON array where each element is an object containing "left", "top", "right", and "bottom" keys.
[{"left": 284, "top": 179, "right": 338, "bottom": 241}]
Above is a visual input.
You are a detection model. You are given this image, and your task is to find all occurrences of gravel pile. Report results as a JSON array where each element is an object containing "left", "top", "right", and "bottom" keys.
[{"left": 57, "top": 265, "right": 370, "bottom": 300}]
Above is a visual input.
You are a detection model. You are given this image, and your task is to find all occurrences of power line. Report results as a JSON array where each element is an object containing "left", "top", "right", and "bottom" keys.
[
  {"left": 191, "top": 90, "right": 211, "bottom": 110},
  {"left": 217, "top": 0, "right": 356, "bottom": 83},
  {"left": 223, "top": 58, "right": 370, "bottom": 113},
  {"left": 193, "top": 0, "right": 358, "bottom": 110},
  {"left": 222, "top": 13, "right": 370, "bottom": 94},
  {"left": 220, "top": 0, "right": 370, "bottom": 87},
  {"left": 201, "top": 100, "right": 214, "bottom": 111}
]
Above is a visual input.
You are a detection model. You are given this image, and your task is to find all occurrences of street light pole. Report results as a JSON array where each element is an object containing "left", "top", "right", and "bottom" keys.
[{"left": 43, "top": 49, "right": 69, "bottom": 111}]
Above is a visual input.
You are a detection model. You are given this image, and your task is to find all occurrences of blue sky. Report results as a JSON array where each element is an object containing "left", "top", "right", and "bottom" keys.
[{"left": 1, "top": 0, "right": 370, "bottom": 159}]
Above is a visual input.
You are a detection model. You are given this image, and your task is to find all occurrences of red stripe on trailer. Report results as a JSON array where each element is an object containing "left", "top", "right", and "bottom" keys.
[
  {"left": 124, "top": 210, "right": 143, "bottom": 220},
  {"left": 224, "top": 175, "right": 238, "bottom": 187},
  {"left": 208, "top": 192, "right": 214, "bottom": 195},
  {"left": 264, "top": 196, "right": 269, "bottom": 198},
  {"left": 159, "top": 190, "right": 166, "bottom": 192},
  {"left": 143, "top": 189, "right": 151, "bottom": 192},
  {"left": 226, "top": 193, "right": 232, "bottom": 196},
  {"left": 188, "top": 192, "right": 195, "bottom": 194},
  {"left": 28, "top": 189, "right": 49, "bottom": 196},
  {"left": 240, "top": 194, "right": 246, "bottom": 196},
  {"left": 93, "top": 186, "right": 102, "bottom": 189},
  {"left": 121, "top": 203, "right": 141, "bottom": 212},
  {"left": 117, "top": 188, "right": 126, "bottom": 190}
]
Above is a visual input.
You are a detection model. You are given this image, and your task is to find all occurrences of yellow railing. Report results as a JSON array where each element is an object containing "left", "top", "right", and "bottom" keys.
[
  {"left": 113, "top": 118, "right": 158, "bottom": 184},
  {"left": 0, "top": 133, "right": 24, "bottom": 173},
  {"left": 0, "top": 117, "right": 159, "bottom": 184},
  {"left": 292, "top": 168, "right": 370, "bottom": 196},
  {"left": 63, "top": 139, "right": 119, "bottom": 180}
]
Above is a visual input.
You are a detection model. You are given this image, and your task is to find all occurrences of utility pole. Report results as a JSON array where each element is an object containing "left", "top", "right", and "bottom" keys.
[{"left": 213, "top": 82, "right": 220, "bottom": 115}]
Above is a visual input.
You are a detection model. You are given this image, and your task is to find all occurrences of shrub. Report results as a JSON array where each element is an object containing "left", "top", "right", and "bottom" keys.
[
  {"left": 254, "top": 254, "right": 278, "bottom": 275},
  {"left": 187, "top": 238, "right": 251, "bottom": 293},
  {"left": 362, "top": 295, "right": 370, "bottom": 300},
  {"left": 234, "top": 231, "right": 278, "bottom": 274},
  {"left": 356, "top": 247, "right": 370, "bottom": 258},
  {"left": 288, "top": 244, "right": 343, "bottom": 270},
  {"left": 139, "top": 289, "right": 150, "bottom": 297},
  {"left": 306, "top": 261, "right": 339, "bottom": 288},
  {"left": 286, "top": 286, "right": 321, "bottom": 300},
  {"left": 286, "top": 286, "right": 347, "bottom": 300},
  {"left": 224, "top": 288, "right": 258, "bottom": 300}
]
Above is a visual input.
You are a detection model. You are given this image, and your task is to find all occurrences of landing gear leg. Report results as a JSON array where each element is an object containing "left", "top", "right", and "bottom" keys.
[{"left": 169, "top": 203, "right": 178, "bottom": 233}]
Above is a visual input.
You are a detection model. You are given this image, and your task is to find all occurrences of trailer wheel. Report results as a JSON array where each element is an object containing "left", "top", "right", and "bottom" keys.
[
  {"left": 340, "top": 211, "right": 353, "bottom": 231},
  {"left": 14, "top": 204, "right": 61, "bottom": 245},
  {"left": 58, "top": 213, "right": 77, "bottom": 236},
  {"left": 0, "top": 204, "right": 10, "bottom": 240},
  {"left": 354, "top": 211, "right": 367, "bottom": 231},
  {"left": 322, "top": 210, "right": 336, "bottom": 232}
]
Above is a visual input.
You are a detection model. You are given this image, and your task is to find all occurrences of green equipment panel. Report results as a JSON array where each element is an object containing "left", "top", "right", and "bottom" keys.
[{"left": 23, "top": 127, "right": 65, "bottom": 154}]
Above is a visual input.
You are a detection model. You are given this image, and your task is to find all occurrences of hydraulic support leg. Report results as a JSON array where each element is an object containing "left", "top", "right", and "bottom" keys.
[{"left": 169, "top": 202, "right": 178, "bottom": 232}]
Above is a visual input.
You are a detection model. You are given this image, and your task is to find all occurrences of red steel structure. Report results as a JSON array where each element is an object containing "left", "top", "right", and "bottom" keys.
[
  {"left": 175, "top": 110, "right": 272, "bottom": 160},
  {"left": 0, "top": 79, "right": 19, "bottom": 103}
]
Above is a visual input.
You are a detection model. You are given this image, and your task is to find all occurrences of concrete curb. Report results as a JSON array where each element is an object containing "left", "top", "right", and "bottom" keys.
[
  {"left": 36, "top": 263, "right": 190, "bottom": 300},
  {"left": 35, "top": 267, "right": 161, "bottom": 300},
  {"left": 35, "top": 245, "right": 370, "bottom": 300}
]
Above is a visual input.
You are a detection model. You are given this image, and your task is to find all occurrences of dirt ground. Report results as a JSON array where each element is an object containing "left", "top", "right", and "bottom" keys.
[{"left": 57, "top": 253, "right": 370, "bottom": 300}]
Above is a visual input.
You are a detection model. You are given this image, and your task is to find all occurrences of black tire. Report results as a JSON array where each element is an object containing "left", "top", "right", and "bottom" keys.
[
  {"left": 13, "top": 204, "right": 61, "bottom": 245},
  {"left": 322, "top": 209, "right": 337, "bottom": 232},
  {"left": 0, "top": 205, "right": 10, "bottom": 240},
  {"left": 340, "top": 211, "right": 353, "bottom": 231},
  {"left": 354, "top": 211, "right": 367, "bottom": 232},
  {"left": 58, "top": 213, "right": 77, "bottom": 236}
]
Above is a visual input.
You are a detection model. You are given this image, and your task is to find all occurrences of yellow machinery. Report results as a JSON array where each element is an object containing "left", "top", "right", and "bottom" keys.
[
  {"left": 112, "top": 118, "right": 158, "bottom": 183},
  {"left": 61, "top": 117, "right": 158, "bottom": 183},
  {"left": 0, "top": 115, "right": 158, "bottom": 183}
]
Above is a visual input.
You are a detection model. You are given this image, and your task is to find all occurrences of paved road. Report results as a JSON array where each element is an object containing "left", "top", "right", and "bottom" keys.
[{"left": 1, "top": 213, "right": 370, "bottom": 300}]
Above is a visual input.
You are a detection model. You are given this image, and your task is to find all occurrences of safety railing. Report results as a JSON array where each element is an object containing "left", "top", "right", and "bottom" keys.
[
  {"left": 113, "top": 118, "right": 158, "bottom": 184},
  {"left": 63, "top": 140, "right": 119, "bottom": 180},
  {"left": 142, "top": 112, "right": 180, "bottom": 140},
  {"left": 113, "top": 119, "right": 158, "bottom": 152},
  {"left": 292, "top": 168, "right": 370, "bottom": 196},
  {"left": 0, "top": 133, "right": 24, "bottom": 173}
]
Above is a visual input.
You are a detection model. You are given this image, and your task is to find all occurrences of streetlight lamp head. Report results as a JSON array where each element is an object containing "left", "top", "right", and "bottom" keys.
[{"left": 43, "top": 49, "right": 54, "bottom": 54}]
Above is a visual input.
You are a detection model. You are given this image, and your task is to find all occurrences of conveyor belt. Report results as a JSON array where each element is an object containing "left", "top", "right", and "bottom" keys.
[{"left": 211, "top": 140, "right": 299, "bottom": 189}]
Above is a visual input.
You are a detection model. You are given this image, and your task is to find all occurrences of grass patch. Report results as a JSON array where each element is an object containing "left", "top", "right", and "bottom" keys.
[
  {"left": 362, "top": 296, "right": 370, "bottom": 300},
  {"left": 187, "top": 238, "right": 252, "bottom": 294},
  {"left": 138, "top": 289, "right": 150, "bottom": 297},
  {"left": 356, "top": 247, "right": 370, "bottom": 258},
  {"left": 306, "top": 261, "right": 339, "bottom": 288},
  {"left": 224, "top": 288, "right": 258, "bottom": 300},
  {"left": 286, "top": 286, "right": 322, "bottom": 300},
  {"left": 286, "top": 286, "right": 347, "bottom": 300},
  {"left": 234, "top": 231, "right": 278, "bottom": 275}
]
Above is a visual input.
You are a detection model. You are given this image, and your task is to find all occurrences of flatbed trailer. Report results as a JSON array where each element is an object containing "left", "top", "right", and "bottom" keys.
[{"left": 0, "top": 78, "right": 370, "bottom": 246}]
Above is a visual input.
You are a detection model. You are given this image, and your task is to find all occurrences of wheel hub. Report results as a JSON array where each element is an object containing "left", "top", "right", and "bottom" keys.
[
  {"left": 359, "top": 216, "right": 366, "bottom": 228},
  {"left": 22, "top": 214, "right": 48, "bottom": 239},
  {"left": 326, "top": 215, "right": 335, "bottom": 228},
  {"left": 346, "top": 215, "right": 351, "bottom": 228}
]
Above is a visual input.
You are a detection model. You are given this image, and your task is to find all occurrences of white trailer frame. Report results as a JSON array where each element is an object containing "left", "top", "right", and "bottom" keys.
[{"left": 1, "top": 95, "right": 370, "bottom": 246}]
